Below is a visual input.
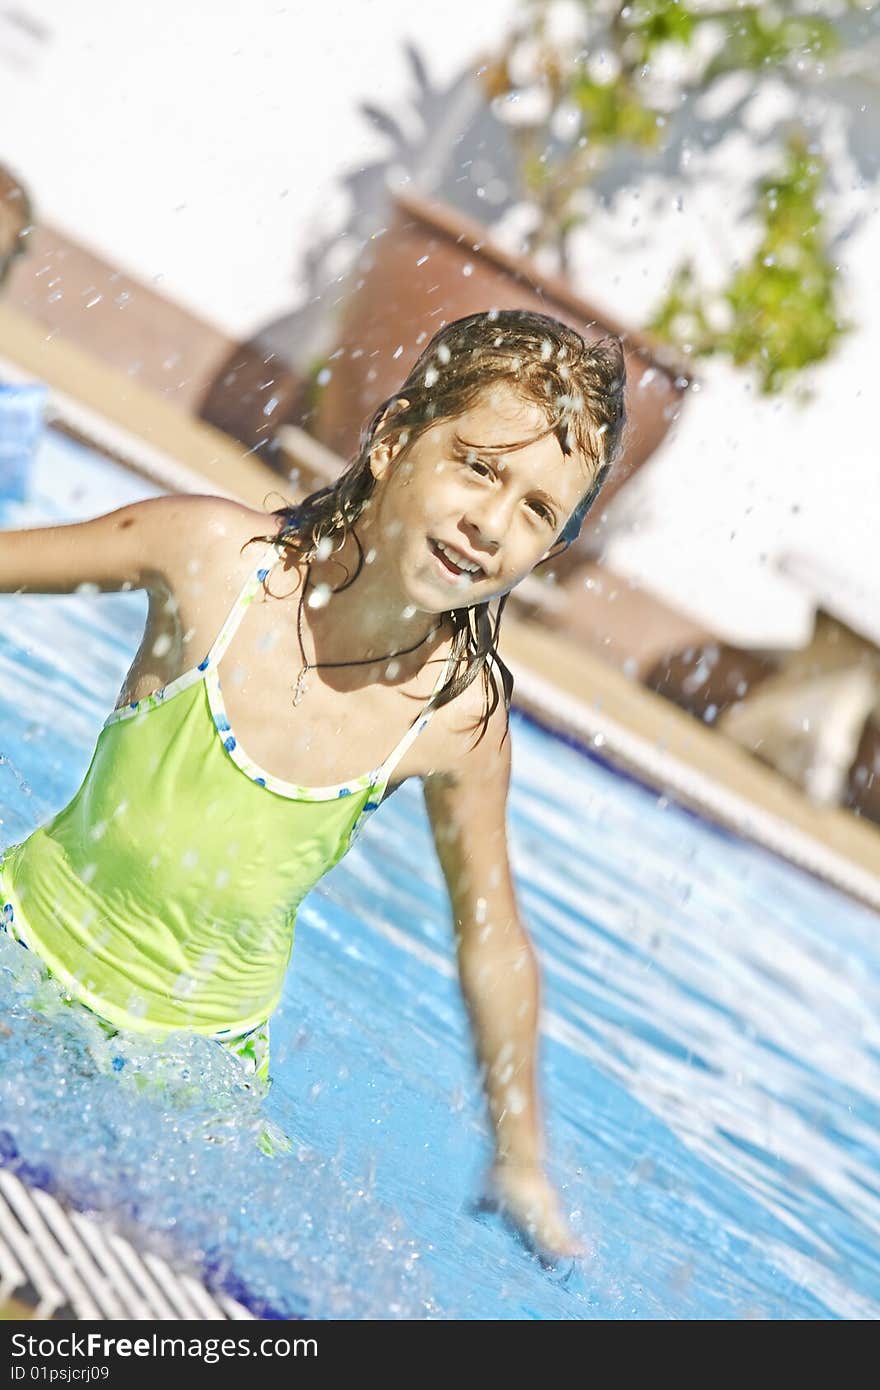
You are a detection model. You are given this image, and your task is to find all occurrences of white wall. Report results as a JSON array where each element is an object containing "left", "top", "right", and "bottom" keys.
[
  {"left": 574, "top": 123, "right": 880, "bottom": 650},
  {"left": 0, "top": 0, "right": 514, "bottom": 336}
]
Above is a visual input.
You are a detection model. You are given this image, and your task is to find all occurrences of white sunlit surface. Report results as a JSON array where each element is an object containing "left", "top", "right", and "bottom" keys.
[{"left": 0, "top": 428, "right": 878, "bottom": 1319}]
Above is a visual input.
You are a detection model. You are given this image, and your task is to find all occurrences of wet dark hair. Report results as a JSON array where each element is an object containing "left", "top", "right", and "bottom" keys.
[{"left": 248, "top": 308, "right": 627, "bottom": 747}]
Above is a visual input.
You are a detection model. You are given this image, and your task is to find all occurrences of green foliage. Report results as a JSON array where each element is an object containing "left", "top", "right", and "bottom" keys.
[
  {"left": 490, "top": 0, "right": 870, "bottom": 384},
  {"left": 648, "top": 134, "right": 848, "bottom": 393},
  {"left": 626, "top": 0, "right": 697, "bottom": 60},
  {"left": 702, "top": 9, "right": 840, "bottom": 82},
  {"left": 571, "top": 73, "right": 662, "bottom": 146}
]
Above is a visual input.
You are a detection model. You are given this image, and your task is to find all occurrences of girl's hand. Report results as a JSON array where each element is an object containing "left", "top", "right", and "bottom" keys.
[{"left": 478, "top": 1162, "right": 589, "bottom": 1263}]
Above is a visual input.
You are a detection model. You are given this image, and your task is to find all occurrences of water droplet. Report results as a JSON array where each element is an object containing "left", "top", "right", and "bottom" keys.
[
  {"left": 307, "top": 583, "right": 332, "bottom": 610},
  {"left": 506, "top": 1085, "right": 525, "bottom": 1116}
]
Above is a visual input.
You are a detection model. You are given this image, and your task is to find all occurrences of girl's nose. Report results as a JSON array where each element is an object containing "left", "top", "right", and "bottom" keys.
[{"left": 464, "top": 495, "right": 511, "bottom": 552}]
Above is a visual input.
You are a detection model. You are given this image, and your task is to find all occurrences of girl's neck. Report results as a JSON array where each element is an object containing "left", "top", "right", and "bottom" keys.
[{"left": 298, "top": 522, "right": 449, "bottom": 667}]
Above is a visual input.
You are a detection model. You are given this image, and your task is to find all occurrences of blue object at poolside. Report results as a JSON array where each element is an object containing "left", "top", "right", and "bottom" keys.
[{"left": 0, "top": 382, "right": 48, "bottom": 501}]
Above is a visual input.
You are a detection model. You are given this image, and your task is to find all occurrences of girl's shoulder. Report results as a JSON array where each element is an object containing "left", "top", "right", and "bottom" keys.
[
  {"left": 422, "top": 670, "right": 512, "bottom": 841},
  {"left": 120, "top": 492, "right": 268, "bottom": 534},
  {"left": 427, "top": 648, "right": 512, "bottom": 788},
  {"left": 149, "top": 494, "right": 286, "bottom": 591},
  {"left": 163, "top": 494, "right": 281, "bottom": 549}
]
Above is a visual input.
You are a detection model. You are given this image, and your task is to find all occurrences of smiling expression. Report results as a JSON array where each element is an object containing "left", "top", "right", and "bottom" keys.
[{"left": 365, "top": 383, "right": 598, "bottom": 613}]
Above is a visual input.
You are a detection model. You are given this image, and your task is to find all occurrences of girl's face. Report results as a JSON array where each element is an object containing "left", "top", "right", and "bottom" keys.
[{"left": 367, "top": 383, "right": 596, "bottom": 613}]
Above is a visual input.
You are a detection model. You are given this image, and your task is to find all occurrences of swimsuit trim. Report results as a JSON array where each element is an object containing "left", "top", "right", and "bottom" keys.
[{"left": 101, "top": 540, "right": 287, "bottom": 733}]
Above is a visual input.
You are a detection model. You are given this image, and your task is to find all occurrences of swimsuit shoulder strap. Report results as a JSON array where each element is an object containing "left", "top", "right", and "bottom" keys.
[
  {"left": 371, "top": 633, "right": 461, "bottom": 788},
  {"left": 202, "top": 539, "right": 284, "bottom": 670}
]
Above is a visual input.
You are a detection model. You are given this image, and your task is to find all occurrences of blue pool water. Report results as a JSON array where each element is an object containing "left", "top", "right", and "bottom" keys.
[{"left": 1, "top": 427, "right": 878, "bottom": 1319}]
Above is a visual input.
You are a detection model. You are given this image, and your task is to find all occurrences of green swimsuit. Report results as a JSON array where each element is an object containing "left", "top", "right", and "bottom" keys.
[{"left": 0, "top": 537, "right": 457, "bottom": 1087}]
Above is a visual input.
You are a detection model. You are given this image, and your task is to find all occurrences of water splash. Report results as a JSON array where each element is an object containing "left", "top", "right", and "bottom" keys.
[{"left": 0, "top": 933, "right": 441, "bottom": 1319}]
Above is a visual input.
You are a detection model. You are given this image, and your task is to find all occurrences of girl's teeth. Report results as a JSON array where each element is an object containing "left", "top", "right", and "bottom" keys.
[{"left": 436, "top": 541, "right": 481, "bottom": 575}]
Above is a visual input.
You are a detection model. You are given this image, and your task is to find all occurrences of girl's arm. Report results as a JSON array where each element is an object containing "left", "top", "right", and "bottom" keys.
[
  {"left": 424, "top": 714, "right": 544, "bottom": 1170},
  {"left": 423, "top": 703, "right": 585, "bottom": 1259},
  {"left": 0, "top": 493, "right": 254, "bottom": 595}
]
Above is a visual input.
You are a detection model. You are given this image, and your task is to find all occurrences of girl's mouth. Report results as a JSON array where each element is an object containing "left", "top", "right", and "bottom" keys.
[{"left": 427, "top": 538, "right": 486, "bottom": 584}]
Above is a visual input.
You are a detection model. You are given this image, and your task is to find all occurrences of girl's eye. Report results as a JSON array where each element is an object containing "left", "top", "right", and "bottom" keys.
[
  {"left": 528, "top": 499, "right": 555, "bottom": 524},
  {"left": 466, "top": 458, "right": 494, "bottom": 478}
]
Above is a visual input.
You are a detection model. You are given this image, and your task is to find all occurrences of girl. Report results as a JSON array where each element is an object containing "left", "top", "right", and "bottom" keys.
[{"left": 0, "top": 309, "right": 626, "bottom": 1262}]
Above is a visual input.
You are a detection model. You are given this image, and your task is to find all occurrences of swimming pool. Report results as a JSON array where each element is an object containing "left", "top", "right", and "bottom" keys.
[{"left": 1, "top": 425, "right": 878, "bottom": 1319}]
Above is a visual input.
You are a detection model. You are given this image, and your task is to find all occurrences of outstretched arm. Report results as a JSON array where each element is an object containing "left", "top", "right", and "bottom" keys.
[
  {"left": 423, "top": 700, "right": 585, "bottom": 1259},
  {"left": 0, "top": 492, "right": 262, "bottom": 595}
]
